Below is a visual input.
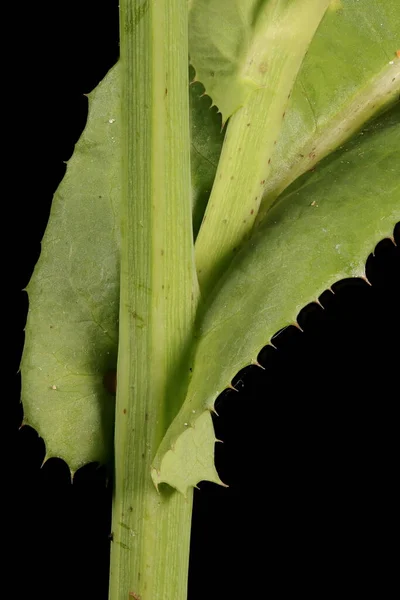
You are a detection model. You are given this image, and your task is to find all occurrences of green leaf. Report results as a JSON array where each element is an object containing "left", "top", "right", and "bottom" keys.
[
  {"left": 188, "top": 0, "right": 329, "bottom": 123},
  {"left": 256, "top": 0, "right": 400, "bottom": 224},
  {"left": 21, "top": 65, "right": 121, "bottom": 472},
  {"left": 152, "top": 105, "right": 400, "bottom": 495},
  {"left": 190, "top": 66, "right": 224, "bottom": 239}
]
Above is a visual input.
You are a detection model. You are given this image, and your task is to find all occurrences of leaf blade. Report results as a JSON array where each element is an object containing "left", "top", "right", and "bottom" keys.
[
  {"left": 152, "top": 105, "right": 400, "bottom": 494},
  {"left": 256, "top": 0, "right": 400, "bottom": 223},
  {"left": 21, "top": 66, "right": 121, "bottom": 471}
]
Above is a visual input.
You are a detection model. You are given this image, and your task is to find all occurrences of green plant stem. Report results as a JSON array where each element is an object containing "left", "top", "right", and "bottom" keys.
[
  {"left": 109, "top": 1, "right": 198, "bottom": 599},
  {"left": 194, "top": 0, "right": 329, "bottom": 298}
]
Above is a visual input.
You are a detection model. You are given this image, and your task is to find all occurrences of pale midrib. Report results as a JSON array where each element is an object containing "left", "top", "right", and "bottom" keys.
[
  {"left": 256, "top": 60, "right": 400, "bottom": 227},
  {"left": 194, "top": 0, "right": 330, "bottom": 299}
]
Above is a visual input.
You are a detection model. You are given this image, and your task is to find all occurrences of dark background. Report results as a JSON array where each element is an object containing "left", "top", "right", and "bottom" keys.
[{"left": 11, "top": 1, "right": 399, "bottom": 598}]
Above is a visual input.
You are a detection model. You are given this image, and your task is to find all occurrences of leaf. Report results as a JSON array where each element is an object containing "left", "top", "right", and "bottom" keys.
[
  {"left": 190, "top": 66, "right": 224, "bottom": 239},
  {"left": 21, "top": 61, "right": 225, "bottom": 471},
  {"left": 188, "top": 0, "right": 329, "bottom": 123},
  {"left": 256, "top": 0, "right": 400, "bottom": 223},
  {"left": 188, "top": 0, "right": 265, "bottom": 121},
  {"left": 152, "top": 105, "right": 400, "bottom": 495},
  {"left": 21, "top": 65, "right": 121, "bottom": 472}
]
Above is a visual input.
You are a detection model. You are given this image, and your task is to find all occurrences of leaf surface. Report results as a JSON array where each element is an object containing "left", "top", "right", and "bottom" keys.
[
  {"left": 190, "top": 67, "right": 224, "bottom": 239},
  {"left": 152, "top": 106, "right": 400, "bottom": 495},
  {"left": 256, "top": 0, "right": 400, "bottom": 223},
  {"left": 21, "top": 66, "right": 121, "bottom": 471},
  {"left": 188, "top": 0, "right": 328, "bottom": 123}
]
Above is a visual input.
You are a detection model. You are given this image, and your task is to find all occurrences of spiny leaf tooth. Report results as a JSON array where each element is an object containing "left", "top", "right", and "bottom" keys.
[
  {"left": 251, "top": 359, "right": 265, "bottom": 370},
  {"left": 40, "top": 454, "right": 51, "bottom": 469},
  {"left": 361, "top": 274, "right": 372, "bottom": 287},
  {"left": 226, "top": 383, "right": 238, "bottom": 392},
  {"left": 209, "top": 405, "right": 219, "bottom": 416}
]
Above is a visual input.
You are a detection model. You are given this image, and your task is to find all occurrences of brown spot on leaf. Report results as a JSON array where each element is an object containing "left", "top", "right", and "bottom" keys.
[{"left": 259, "top": 61, "right": 268, "bottom": 73}]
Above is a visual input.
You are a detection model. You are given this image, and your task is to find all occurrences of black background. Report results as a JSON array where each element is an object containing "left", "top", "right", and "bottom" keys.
[{"left": 11, "top": 2, "right": 399, "bottom": 598}]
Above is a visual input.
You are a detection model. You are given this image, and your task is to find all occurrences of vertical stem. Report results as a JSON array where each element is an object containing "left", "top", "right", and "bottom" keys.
[{"left": 109, "top": 1, "right": 198, "bottom": 599}]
